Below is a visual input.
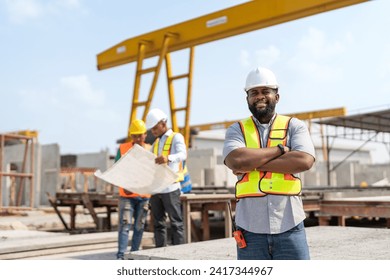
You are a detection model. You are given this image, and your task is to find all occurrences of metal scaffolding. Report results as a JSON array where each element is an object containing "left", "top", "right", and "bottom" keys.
[{"left": 0, "top": 133, "right": 35, "bottom": 210}]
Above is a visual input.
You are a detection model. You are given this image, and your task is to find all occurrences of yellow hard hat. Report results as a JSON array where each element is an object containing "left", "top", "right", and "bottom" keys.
[{"left": 129, "top": 119, "right": 147, "bottom": 135}]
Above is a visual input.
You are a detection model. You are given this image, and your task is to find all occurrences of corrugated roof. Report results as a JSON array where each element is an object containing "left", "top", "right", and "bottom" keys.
[{"left": 315, "top": 109, "right": 390, "bottom": 134}]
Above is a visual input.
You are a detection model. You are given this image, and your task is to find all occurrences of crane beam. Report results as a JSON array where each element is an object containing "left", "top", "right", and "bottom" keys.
[
  {"left": 97, "top": 0, "right": 369, "bottom": 71},
  {"left": 189, "top": 107, "right": 346, "bottom": 132}
]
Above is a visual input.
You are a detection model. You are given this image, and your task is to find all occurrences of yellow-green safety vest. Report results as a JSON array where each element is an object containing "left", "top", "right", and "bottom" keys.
[
  {"left": 153, "top": 132, "right": 185, "bottom": 182},
  {"left": 235, "top": 114, "right": 302, "bottom": 199}
]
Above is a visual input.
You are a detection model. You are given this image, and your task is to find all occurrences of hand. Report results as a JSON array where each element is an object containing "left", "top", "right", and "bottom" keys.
[
  {"left": 155, "top": 155, "right": 168, "bottom": 165},
  {"left": 232, "top": 167, "right": 255, "bottom": 175},
  {"left": 123, "top": 189, "right": 133, "bottom": 195}
]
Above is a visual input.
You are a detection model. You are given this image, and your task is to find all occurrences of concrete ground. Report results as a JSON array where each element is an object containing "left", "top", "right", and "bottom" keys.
[
  {"left": 1, "top": 226, "right": 389, "bottom": 260},
  {"left": 129, "top": 226, "right": 390, "bottom": 260},
  {"left": 1, "top": 210, "right": 390, "bottom": 260}
]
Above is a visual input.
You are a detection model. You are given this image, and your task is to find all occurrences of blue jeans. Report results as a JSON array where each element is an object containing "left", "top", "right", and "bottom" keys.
[
  {"left": 237, "top": 222, "right": 310, "bottom": 260},
  {"left": 117, "top": 196, "right": 149, "bottom": 259}
]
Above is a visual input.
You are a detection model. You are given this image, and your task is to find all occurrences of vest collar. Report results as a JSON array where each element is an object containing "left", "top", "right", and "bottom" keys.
[
  {"left": 252, "top": 113, "right": 277, "bottom": 128},
  {"left": 159, "top": 128, "right": 173, "bottom": 139}
]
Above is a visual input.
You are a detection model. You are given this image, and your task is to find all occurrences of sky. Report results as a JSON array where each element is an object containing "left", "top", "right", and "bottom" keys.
[{"left": 1, "top": 0, "right": 389, "bottom": 161}]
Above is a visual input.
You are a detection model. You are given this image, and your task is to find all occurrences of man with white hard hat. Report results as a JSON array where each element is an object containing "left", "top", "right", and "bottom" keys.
[
  {"left": 146, "top": 108, "right": 187, "bottom": 247},
  {"left": 223, "top": 67, "right": 316, "bottom": 260}
]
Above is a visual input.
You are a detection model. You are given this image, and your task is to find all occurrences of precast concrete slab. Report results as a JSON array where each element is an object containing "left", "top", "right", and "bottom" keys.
[{"left": 0, "top": 230, "right": 154, "bottom": 260}]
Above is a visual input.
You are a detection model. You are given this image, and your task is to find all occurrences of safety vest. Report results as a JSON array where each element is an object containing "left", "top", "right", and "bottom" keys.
[
  {"left": 235, "top": 114, "right": 302, "bottom": 199},
  {"left": 118, "top": 142, "right": 151, "bottom": 198},
  {"left": 153, "top": 132, "right": 185, "bottom": 182}
]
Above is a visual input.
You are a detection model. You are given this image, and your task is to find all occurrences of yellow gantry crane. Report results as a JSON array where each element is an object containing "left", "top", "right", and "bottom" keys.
[
  {"left": 96, "top": 0, "right": 369, "bottom": 146},
  {"left": 190, "top": 107, "right": 347, "bottom": 133}
]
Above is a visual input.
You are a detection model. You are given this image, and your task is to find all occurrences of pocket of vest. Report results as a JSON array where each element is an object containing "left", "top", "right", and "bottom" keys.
[{"left": 259, "top": 172, "right": 301, "bottom": 195}]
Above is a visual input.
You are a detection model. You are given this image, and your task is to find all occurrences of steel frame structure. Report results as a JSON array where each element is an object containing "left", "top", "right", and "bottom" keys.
[{"left": 96, "top": 0, "right": 370, "bottom": 146}]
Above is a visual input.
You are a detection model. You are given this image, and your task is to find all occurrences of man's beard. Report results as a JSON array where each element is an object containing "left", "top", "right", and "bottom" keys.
[{"left": 248, "top": 102, "right": 275, "bottom": 121}]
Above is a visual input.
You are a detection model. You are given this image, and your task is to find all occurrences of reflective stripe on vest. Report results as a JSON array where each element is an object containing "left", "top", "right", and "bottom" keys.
[
  {"left": 235, "top": 115, "right": 302, "bottom": 199},
  {"left": 118, "top": 142, "right": 150, "bottom": 198},
  {"left": 153, "top": 133, "right": 184, "bottom": 181}
]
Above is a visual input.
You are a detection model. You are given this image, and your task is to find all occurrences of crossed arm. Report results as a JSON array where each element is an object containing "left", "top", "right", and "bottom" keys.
[{"left": 224, "top": 146, "right": 315, "bottom": 175}]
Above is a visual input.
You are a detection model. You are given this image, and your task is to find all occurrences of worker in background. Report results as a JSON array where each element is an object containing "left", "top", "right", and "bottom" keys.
[
  {"left": 116, "top": 119, "right": 151, "bottom": 260},
  {"left": 146, "top": 108, "right": 187, "bottom": 247},
  {"left": 223, "top": 67, "right": 316, "bottom": 260}
]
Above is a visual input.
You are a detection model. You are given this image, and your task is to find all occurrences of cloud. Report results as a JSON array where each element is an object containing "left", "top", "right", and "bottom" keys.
[
  {"left": 57, "top": 0, "right": 82, "bottom": 9},
  {"left": 239, "top": 50, "right": 250, "bottom": 67},
  {"left": 255, "top": 45, "right": 281, "bottom": 67},
  {"left": 18, "top": 74, "right": 120, "bottom": 124},
  {"left": 298, "top": 27, "right": 349, "bottom": 59},
  {"left": 287, "top": 27, "right": 353, "bottom": 82},
  {"left": 239, "top": 45, "right": 281, "bottom": 68},
  {"left": 379, "top": 43, "right": 390, "bottom": 79},
  {"left": 18, "top": 88, "right": 59, "bottom": 112},
  {"left": 377, "top": 45, "right": 390, "bottom": 95},
  {"left": 4, "top": 0, "right": 83, "bottom": 24},
  {"left": 60, "top": 75, "right": 105, "bottom": 107},
  {"left": 14, "top": 74, "right": 121, "bottom": 153},
  {"left": 5, "top": 0, "right": 43, "bottom": 24}
]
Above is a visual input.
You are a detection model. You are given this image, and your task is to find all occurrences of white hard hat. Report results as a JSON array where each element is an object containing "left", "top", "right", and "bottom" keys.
[
  {"left": 146, "top": 108, "right": 168, "bottom": 129},
  {"left": 244, "top": 67, "right": 278, "bottom": 92}
]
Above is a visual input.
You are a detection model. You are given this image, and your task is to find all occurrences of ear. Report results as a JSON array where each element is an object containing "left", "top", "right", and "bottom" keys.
[
  {"left": 275, "top": 93, "right": 280, "bottom": 103},
  {"left": 162, "top": 121, "right": 168, "bottom": 129}
]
